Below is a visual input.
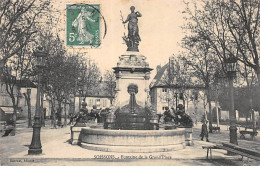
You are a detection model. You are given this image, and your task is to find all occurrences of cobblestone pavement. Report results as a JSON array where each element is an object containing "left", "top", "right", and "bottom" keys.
[{"left": 0, "top": 121, "right": 259, "bottom": 166}]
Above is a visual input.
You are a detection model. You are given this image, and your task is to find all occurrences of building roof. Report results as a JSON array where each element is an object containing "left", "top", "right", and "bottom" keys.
[
  {"left": 16, "top": 79, "right": 37, "bottom": 88},
  {"left": 150, "top": 63, "right": 205, "bottom": 90},
  {"left": 150, "top": 63, "right": 169, "bottom": 88},
  {"left": 2, "top": 75, "right": 37, "bottom": 88}
]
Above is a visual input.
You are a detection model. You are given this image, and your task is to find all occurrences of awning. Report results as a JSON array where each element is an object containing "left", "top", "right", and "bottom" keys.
[{"left": 0, "top": 107, "right": 20, "bottom": 114}]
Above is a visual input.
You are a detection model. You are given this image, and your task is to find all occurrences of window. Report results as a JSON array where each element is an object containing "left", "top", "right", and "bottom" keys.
[
  {"left": 161, "top": 95, "right": 167, "bottom": 102},
  {"left": 103, "top": 99, "right": 107, "bottom": 107},
  {"left": 162, "top": 88, "right": 167, "bottom": 92},
  {"left": 162, "top": 106, "right": 168, "bottom": 110},
  {"left": 96, "top": 99, "right": 100, "bottom": 104},
  {"left": 89, "top": 99, "right": 93, "bottom": 106},
  {"left": 96, "top": 99, "right": 101, "bottom": 107}
]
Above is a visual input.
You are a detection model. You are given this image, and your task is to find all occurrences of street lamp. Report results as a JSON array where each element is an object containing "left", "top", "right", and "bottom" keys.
[
  {"left": 28, "top": 46, "right": 47, "bottom": 155},
  {"left": 224, "top": 54, "right": 238, "bottom": 145}
]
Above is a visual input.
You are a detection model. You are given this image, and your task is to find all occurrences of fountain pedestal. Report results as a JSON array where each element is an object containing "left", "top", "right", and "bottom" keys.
[
  {"left": 113, "top": 51, "right": 152, "bottom": 108},
  {"left": 112, "top": 51, "right": 153, "bottom": 130}
]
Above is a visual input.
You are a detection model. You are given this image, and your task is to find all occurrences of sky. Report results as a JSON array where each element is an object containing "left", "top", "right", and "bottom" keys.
[{"left": 54, "top": 0, "right": 187, "bottom": 79}]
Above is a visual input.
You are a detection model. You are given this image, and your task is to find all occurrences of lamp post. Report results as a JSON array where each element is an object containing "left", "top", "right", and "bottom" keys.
[
  {"left": 28, "top": 47, "right": 47, "bottom": 155},
  {"left": 224, "top": 54, "right": 238, "bottom": 145}
]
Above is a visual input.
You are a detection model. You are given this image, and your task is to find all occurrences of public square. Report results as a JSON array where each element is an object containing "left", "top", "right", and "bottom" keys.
[
  {"left": 1, "top": 0, "right": 260, "bottom": 166},
  {"left": 0, "top": 120, "right": 259, "bottom": 166}
]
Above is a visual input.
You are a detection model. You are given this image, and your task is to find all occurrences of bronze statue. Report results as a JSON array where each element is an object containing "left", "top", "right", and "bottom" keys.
[{"left": 122, "top": 6, "right": 142, "bottom": 51}]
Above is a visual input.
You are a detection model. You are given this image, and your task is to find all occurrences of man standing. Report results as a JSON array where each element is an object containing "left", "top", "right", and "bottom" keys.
[{"left": 200, "top": 119, "right": 209, "bottom": 142}]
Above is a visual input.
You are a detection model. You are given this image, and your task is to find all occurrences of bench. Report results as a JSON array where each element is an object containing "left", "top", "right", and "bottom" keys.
[
  {"left": 202, "top": 145, "right": 221, "bottom": 159},
  {"left": 211, "top": 126, "right": 220, "bottom": 133},
  {"left": 239, "top": 130, "right": 258, "bottom": 140},
  {"left": 202, "top": 143, "right": 260, "bottom": 162}
]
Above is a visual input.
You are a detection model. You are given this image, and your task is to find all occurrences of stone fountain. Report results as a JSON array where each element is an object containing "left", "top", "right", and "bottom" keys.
[{"left": 74, "top": 6, "right": 191, "bottom": 152}]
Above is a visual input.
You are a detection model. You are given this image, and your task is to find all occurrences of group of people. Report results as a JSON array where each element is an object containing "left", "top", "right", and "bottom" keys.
[
  {"left": 68, "top": 105, "right": 110, "bottom": 126},
  {"left": 163, "top": 104, "right": 193, "bottom": 127},
  {"left": 163, "top": 104, "right": 209, "bottom": 142}
]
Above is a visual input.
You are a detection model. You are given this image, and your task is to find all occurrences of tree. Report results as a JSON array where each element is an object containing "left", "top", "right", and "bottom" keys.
[
  {"left": 103, "top": 70, "right": 116, "bottom": 104},
  {"left": 237, "top": 63, "right": 257, "bottom": 131},
  {"left": 0, "top": 0, "right": 51, "bottom": 77},
  {"left": 2, "top": 42, "right": 34, "bottom": 135},
  {"left": 43, "top": 37, "right": 83, "bottom": 126},
  {"left": 161, "top": 56, "right": 192, "bottom": 109},
  {"left": 181, "top": 38, "right": 220, "bottom": 132},
  {"left": 182, "top": 0, "right": 260, "bottom": 89},
  {"left": 23, "top": 89, "right": 32, "bottom": 128},
  {"left": 78, "top": 59, "right": 101, "bottom": 99},
  {"left": 0, "top": 0, "right": 60, "bottom": 131}
]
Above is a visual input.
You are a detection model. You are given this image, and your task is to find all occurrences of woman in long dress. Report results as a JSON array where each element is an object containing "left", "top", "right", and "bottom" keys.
[{"left": 72, "top": 7, "right": 95, "bottom": 44}]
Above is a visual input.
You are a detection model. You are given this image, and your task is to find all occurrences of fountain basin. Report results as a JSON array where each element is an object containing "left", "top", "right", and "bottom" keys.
[{"left": 79, "top": 128, "right": 186, "bottom": 153}]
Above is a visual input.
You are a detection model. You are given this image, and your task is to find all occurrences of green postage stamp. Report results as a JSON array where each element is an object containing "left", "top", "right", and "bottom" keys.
[{"left": 66, "top": 4, "right": 101, "bottom": 47}]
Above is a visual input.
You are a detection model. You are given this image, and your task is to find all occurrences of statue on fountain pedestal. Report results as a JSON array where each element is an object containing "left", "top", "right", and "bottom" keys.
[{"left": 122, "top": 6, "right": 142, "bottom": 52}]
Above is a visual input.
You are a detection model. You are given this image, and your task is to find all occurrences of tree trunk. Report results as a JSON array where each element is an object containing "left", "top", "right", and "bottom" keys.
[
  {"left": 249, "top": 97, "right": 256, "bottom": 132},
  {"left": 0, "top": 60, "right": 5, "bottom": 81},
  {"left": 193, "top": 100, "right": 198, "bottom": 125},
  {"left": 246, "top": 112, "right": 248, "bottom": 130},
  {"left": 10, "top": 96, "right": 17, "bottom": 136},
  {"left": 203, "top": 94, "right": 208, "bottom": 121},
  {"left": 23, "top": 93, "right": 32, "bottom": 128},
  {"left": 78, "top": 97, "right": 81, "bottom": 111},
  {"left": 58, "top": 100, "right": 62, "bottom": 125},
  {"left": 186, "top": 96, "right": 189, "bottom": 113},
  {"left": 64, "top": 102, "right": 67, "bottom": 126},
  {"left": 183, "top": 99, "right": 185, "bottom": 110},
  {"left": 207, "top": 88, "right": 213, "bottom": 133},
  {"left": 51, "top": 98, "right": 56, "bottom": 128},
  {"left": 257, "top": 72, "right": 260, "bottom": 92},
  {"left": 216, "top": 100, "right": 220, "bottom": 128},
  {"left": 27, "top": 96, "right": 32, "bottom": 128}
]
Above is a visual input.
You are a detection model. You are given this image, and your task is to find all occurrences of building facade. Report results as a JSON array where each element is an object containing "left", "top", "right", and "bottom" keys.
[
  {"left": 149, "top": 62, "right": 206, "bottom": 123},
  {"left": 0, "top": 79, "right": 37, "bottom": 121}
]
